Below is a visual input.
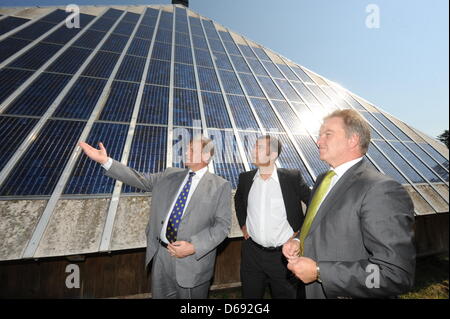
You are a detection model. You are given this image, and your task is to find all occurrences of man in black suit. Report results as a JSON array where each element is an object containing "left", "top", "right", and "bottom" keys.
[{"left": 234, "top": 134, "right": 311, "bottom": 299}]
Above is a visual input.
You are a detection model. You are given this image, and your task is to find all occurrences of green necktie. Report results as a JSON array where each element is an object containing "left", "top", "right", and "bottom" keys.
[{"left": 299, "top": 170, "right": 336, "bottom": 256}]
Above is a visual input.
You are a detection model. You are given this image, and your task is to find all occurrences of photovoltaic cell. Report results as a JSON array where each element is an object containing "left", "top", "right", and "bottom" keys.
[
  {"left": 403, "top": 142, "right": 448, "bottom": 182},
  {"left": 123, "top": 125, "right": 167, "bottom": 193},
  {"left": 0, "top": 37, "right": 31, "bottom": 63},
  {"left": 98, "top": 81, "right": 140, "bottom": 122},
  {"left": 218, "top": 31, "right": 234, "bottom": 42},
  {"left": 146, "top": 59, "right": 170, "bottom": 86},
  {"left": 208, "top": 38, "right": 226, "bottom": 53},
  {"left": 192, "top": 36, "right": 208, "bottom": 50},
  {"left": 122, "top": 12, "right": 140, "bottom": 24},
  {"left": 173, "top": 89, "right": 201, "bottom": 127},
  {"left": 135, "top": 25, "right": 154, "bottom": 40},
  {"left": 64, "top": 122, "right": 129, "bottom": 194},
  {"left": 208, "top": 129, "right": 245, "bottom": 188},
  {"left": 257, "top": 76, "right": 284, "bottom": 100},
  {"left": 276, "top": 64, "right": 299, "bottom": 81},
  {"left": 262, "top": 61, "right": 284, "bottom": 78},
  {"left": 230, "top": 55, "right": 251, "bottom": 73},
  {"left": 141, "top": 15, "right": 157, "bottom": 28},
  {"left": 218, "top": 69, "right": 243, "bottom": 95},
  {"left": 367, "top": 144, "right": 408, "bottom": 184},
  {"left": 175, "top": 32, "right": 191, "bottom": 47},
  {"left": 0, "top": 116, "right": 39, "bottom": 172},
  {"left": 12, "top": 21, "right": 55, "bottom": 40},
  {"left": 275, "top": 79, "right": 302, "bottom": 102},
  {"left": 82, "top": 51, "right": 120, "bottom": 79},
  {"left": 213, "top": 52, "right": 233, "bottom": 71},
  {"left": 4, "top": 72, "right": 71, "bottom": 116},
  {"left": 0, "top": 68, "right": 34, "bottom": 104},
  {"left": 202, "top": 91, "right": 232, "bottom": 129},
  {"left": 90, "top": 17, "right": 116, "bottom": 32},
  {"left": 40, "top": 9, "right": 71, "bottom": 24},
  {"left": 194, "top": 48, "right": 213, "bottom": 67},
  {"left": 101, "top": 33, "right": 128, "bottom": 53},
  {"left": 246, "top": 58, "right": 269, "bottom": 76},
  {"left": 226, "top": 94, "right": 259, "bottom": 131},
  {"left": 53, "top": 77, "right": 107, "bottom": 120},
  {"left": 155, "top": 28, "right": 172, "bottom": 44},
  {"left": 275, "top": 133, "right": 314, "bottom": 186},
  {"left": 417, "top": 143, "right": 449, "bottom": 175},
  {"left": 373, "top": 140, "right": 425, "bottom": 183},
  {"left": 291, "top": 66, "right": 314, "bottom": 83},
  {"left": 360, "top": 111, "right": 398, "bottom": 141},
  {"left": 115, "top": 55, "right": 146, "bottom": 82},
  {"left": 0, "top": 16, "right": 29, "bottom": 36},
  {"left": 46, "top": 46, "right": 92, "bottom": 74},
  {"left": 252, "top": 47, "right": 271, "bottom": 61},
  {"left": 250, "top": 98, "right": 284, "bottom": 132},
  {"left": 137, "top": 84, "right": 169, "bottom": 125},
  {"left": 42, "top": 24, "right": 84, "bottom": 45},
  {"left": 271, "top": 100, "right": 307, "bottom": 135},
  {"left": 9, "top": 42, "right": 62, "bottom": 70},
  {"left": 127, "top": 37, "right": 150, "bottom": 57},
  {"left": 102, "top": 8, "right": 123, "bottom": 19},
  {"left": 175, "top": 22, "right": 189, "bottom": 34},
  {"left": 306, "top": 84, "right": 336, "bottom": 109},
  {"left": 197, "top": 67, "right": 221, "bottom": 92},
  {"left": 158, "top": 12, "right": 173, "bottom": 30},
  {"left": 73, "top": 29, "right": 107, "bottom": 49},
  {"left": 175, "top": 45, "right": 193, "bottom": 64},
  {"left": 151, "top": 42, "right": 172, "bottom": 61},
  {"left": 0, "top": 119, "right": 85, "bottom": 196},
  {"left": 294, "top": 134, "right": 329, "bottom": 177},
  {"left": 222, "top": 41, "right": 241, "bottom": 56},
  {"left": 238, "top": 45, "right": 256, "bottom": 58},
  {"left": 390, "top": 141, "right": 442, "bottom": 183},
  {"left": 238, "top": 73, "right": 264, "bottom": 97},
  {"left": 174, "top": 63, "right": 197, "bottom": 90},
  {"left": 113, "top": 20, "right": 135, "bottom": 36},
  {"left": 372, "top": 112, "right": 412, "bottom": 142}
]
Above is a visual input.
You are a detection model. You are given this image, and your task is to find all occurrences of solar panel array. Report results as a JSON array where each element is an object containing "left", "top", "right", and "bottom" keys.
[{"left": 0, "top": 6, "right": 448, "bottom": 215}]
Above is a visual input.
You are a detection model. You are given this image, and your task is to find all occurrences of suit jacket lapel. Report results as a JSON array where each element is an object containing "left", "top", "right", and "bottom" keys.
[{"left": 307, "top": 159, "right": 367, "bottom": 237}]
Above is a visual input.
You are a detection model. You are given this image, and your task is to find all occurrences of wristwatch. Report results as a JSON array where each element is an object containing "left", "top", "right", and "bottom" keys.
[{"left": 316, "top": 264, "right": 322, "bottom": 283}]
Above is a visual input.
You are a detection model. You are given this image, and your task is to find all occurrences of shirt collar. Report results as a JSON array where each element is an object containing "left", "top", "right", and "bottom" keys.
[
  {"left": 331, "top": 156, "right": 364, "bottom": 178},
  {"left": 253, "top": 167, "right": 279, "bottom": 183},
  {"left": 189, "top": 166, "right": 208, "bottom": 180}
]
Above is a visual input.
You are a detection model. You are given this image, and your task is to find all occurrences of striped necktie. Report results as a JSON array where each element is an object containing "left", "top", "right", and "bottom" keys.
[{"left": 299, "top": 170, "right": 336, "bottom": 256}]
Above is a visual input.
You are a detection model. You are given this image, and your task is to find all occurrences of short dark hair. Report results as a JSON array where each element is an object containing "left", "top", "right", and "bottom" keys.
[{"left": 257, "top": 134, "right": 282, "bottom": 158}]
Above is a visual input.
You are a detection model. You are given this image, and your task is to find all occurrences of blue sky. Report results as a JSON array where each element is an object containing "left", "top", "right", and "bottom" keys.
[{"left": 2, "top": 0, "right": 449, "bottom": 138}]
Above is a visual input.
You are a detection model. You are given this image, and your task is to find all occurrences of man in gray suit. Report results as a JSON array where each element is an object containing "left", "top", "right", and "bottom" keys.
[
  {"left": 283, "top": 109, "right": 416, "bottom": 298},
  {"left": 79, "top": 136, "right": 231, "bottom": 299}
]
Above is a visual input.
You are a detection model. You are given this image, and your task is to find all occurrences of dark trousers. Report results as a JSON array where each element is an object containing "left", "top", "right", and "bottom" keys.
[{"left": 240, "top": 238, "right": 304, "bottom": 299}]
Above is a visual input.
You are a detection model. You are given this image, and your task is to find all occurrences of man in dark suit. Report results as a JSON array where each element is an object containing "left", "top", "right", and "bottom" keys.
[
  {"left": 283, "top": 109, "right": 416, "bottom": 298},
  {"left": 79, "top": 136, "right": 231, "bottom": 299},
  {"left": 235, "top": 134, "right": 311, "bottom": 298}
]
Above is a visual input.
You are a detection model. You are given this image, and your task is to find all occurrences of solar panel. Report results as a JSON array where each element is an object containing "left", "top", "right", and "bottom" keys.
[
  {"left": 218, "top": 31, "right": 234, "bottom": 43},
  {"left": 174, "top": 63, "right": 197, "bottom": 90},
  {"left": 222, "top": 41, "right": 240, "bottom": 55},
  {"left": 141, "top": 15, "right": 157, "bottom": 28},
  {"left": 231, "top": 55, "right": 252, "bottom": 73},
  {"left": 115, "top": 55, "right": 146, "bottom": 82},
  {"left": 257, "top": 76, "right": 284, "bottom": 100},
  {"left": 127, "top": 37, "right": 151, "bottom": 57},
  {"left": 53, "top": 77, "right": 107, "bottom": 119},
  {"left": 208, "top": 38, "right": 226, "bottom": 53},
  {"left": 250, "top": 98, "right": 285, "bottom": 132},
  {"left": 90, "top": 17, "right": 116, "bottom": 32},
  {"left": 372, "top": 112, "right": 413, "bottom": 142},
  {"left": 113, "top": 20, "right": 135, "bottom": 37},
  {"left": 194, "top": 48, "right": 213, "bottom": 67},
  {"left": 367, "top": 143, "right": 408, "bottom": 184},
  {"left": 262, "top": 61, "right": 284, "bottom": 78},
  {"left": 238, "top": 72, "right": 265, "bottom": 97},
  {"left": 246, "top": 58, "right": 269, "bottom": 76},
  {"left": 82, "top": 51, "right": 120, "bottom": 79},
  {"left": 360, "top": 111, "right": 398, "bottom": 141},
  {"left": 98, "top": 81, "right": 140, "bottom": 122},
  {"left": 197, "top": 66, "right": 221, "bottom": 92},
  {"left": 158, "top": 12, "right": 173, "bottom": 30},
  {"left": 290, "top": 81, "right": 320, "bottom": 104},
  {"left": 0, "top": 119, "right": 85, "bottom": 196},
  {"left": 42, "top": 24, "right": 84, "bottom": 45},
  {"left": 39, "top": 9, "right": 71, "bottom": 24},
  {"left": 0, "top": 116, "right": 39, "bottom": 172},
  {"left": 291, "top": 66, "right": 314, "bottom": 83},
  {"left": 238, "top": 45, "right": 256, "bottom": 58},
  {"left": 175, "top": 45, "right": 193, "bottom": 64},
  {"left": 146, "top": 59, "right": 170, "bottom": 85},
  {"left": 293, "top": 134, "right": 329, "bottom": 177},
  {"left": 276, "top": 64, "right": 300, "bottom": 81},
  {"left": 155, "top": 28, "right": 172, "bottom": 44},
  {"left": 0, "top": 37, "right": 31, "bottom": 63},
  {"left": 213, "top": 52, "right": 233, "bottom": 70},
  {"left": 175, "top": 32, "right": 191, "bottom": 47},
  {"left": 226, "top": 94, "right": 259, "bottom": 130},
  {"left": 102, "top": 8, "right": 123, "bottom": 20},
  {"left": 0, "top": 16, "right": 29, "bottom": 36},
  {"left": 202, "top": 91, "right": 232, "bottom": 129},
  {"left": 418, "top": 143, "right": 449, "bottom": 173},
  {"left": 218, "top": 69, "right": 243, "bottom": 95},
  {"left": 271, "top": 100, "right": 307, "bottom": 134},
  {"left": 151, "top": 42, "right": 172, "bottom": 61},
  {"left": 306, "top": 84, "right": 336, "bottom": 110},
  {"left": 64, "top": 122, "right": 129, "bottom": 194},
  {"left": 135, "top": 24, "right": 154, "bottom": 40},
  {"left": 175, "top": 22, "right": 189, "bottom": 34},
  {"left": 173, "top": 88, "right": 201, "bottom": 127},
  {"left": 0, "top": 68, "right": 34, "bottom": 104},
  {"left": 403, "top": 142, "right": 448, "bottom": 181},
  {"left": 4, "top": 72, "right": 71, "bottom": 116},
  {"left": 252, "top": 47, "right": 271, "bottom": 61},
  {"left": 122, "top": 125, "right": 167, "bottom": 193},
  {"left": 122, "top": 12, "right": 140, "bottom": 24},
  {"left": 9, "top": 42, "right": 62, "bottom": 70},
  {"left": 275, "top": 79, "right": 302, "bottom": 102},
  {"left": 73, "top": 29, "right": 107, "bottom": 49},
  {"left": 101, "top": 34, "right": 129, "bottom": 53},
  {"left": 192, "top": 35, "right": 208, "bottom": 50},
  {"left": 46, "top": 46, "right": 92, "bottom": 74},
  {"left": 137, "top": 84, "right": 169, "bottom": 125}
]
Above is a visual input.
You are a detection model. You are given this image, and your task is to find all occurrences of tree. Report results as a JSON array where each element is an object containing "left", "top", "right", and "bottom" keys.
[{"left": 437, "top": 130, "right": 449, "bottom": 149}]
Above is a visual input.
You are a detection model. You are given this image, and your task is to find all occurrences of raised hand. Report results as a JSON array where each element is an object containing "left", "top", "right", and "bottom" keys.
[{"left": 79, "top": 141, "right": 108, "bottom": 164}]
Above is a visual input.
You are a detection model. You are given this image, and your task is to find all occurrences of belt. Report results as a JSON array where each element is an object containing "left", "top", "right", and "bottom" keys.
[
  {"left": 249, "top": 238, "right": 282, "bottom": 252},
  {"left": 159, "top": 240, "right": 169, "bottom": 248}
]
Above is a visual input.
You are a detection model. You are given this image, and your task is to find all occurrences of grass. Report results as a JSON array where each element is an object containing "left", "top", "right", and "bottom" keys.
[{"left": 209, "top": 253, "right": 449, "bottom": 299}]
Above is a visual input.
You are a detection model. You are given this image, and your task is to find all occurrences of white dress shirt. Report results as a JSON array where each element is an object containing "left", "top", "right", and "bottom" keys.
[
  {"left": 246, "top": 168, "right": 293, "bottom": 248},
  {"left": 102, "top": 158, "right": 208, "bottom": 244}
]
